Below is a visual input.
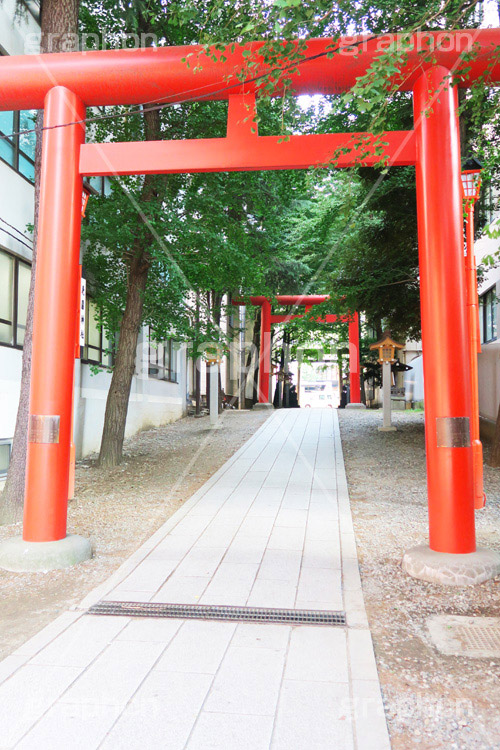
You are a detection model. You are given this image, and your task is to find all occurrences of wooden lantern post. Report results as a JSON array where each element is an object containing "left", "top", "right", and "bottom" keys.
[{"left": 370, "top": 330, "right": 404, "bottom": 432}]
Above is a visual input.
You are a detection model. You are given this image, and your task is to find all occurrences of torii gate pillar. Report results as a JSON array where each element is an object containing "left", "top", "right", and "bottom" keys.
[
  {"left": 345, "top": 311, "right": 365, "bottom": 409},
  {"left": 403, "top": 67, "right": 500, "bottom": 584},
  {"left": 0, "top": 87, "right": 92, "bottom": 572},
  {"left": 254, "top": 299, "right": 274, "bottom": 410}
]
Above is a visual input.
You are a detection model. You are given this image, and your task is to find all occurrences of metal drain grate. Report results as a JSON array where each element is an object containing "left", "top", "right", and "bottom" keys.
[
  {"left": 455, "top": 624, "right": 500, "bottom": 653},
  {"left": 88, "top": 601, "right": 346, "bottom": 626},
  {"left": 427, "top": 615, "right": 500, "bottom": 658}
]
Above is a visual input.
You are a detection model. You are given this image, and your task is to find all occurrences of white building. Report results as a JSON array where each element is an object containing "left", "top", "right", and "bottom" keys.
[
  {"left": 0, "top": 2, "right": 187, "bottom": 484},
  {"left": 475, "top": 202, "right": 500, "bottom": 440}
]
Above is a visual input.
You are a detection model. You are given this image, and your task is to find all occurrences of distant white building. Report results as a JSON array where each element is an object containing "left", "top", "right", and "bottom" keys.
[{"left": 0, "top": 3, "right": 187, "bottom": 484}]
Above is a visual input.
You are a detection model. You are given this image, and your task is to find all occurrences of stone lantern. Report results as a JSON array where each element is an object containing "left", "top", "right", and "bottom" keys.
[{"left": 370, "top": 329, "right": 404, "bottom": 431}]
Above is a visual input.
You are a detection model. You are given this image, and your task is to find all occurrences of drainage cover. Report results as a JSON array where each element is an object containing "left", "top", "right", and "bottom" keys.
[
  {"left": 427, "top": 615, "right": 500, "bottom": 658},
  {"left": 88, "top": 601, "right": 346, "bottom": 626}
]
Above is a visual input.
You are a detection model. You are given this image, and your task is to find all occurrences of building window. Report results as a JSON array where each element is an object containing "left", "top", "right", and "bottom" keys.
[
  {"left": 0, "top": 439, "right": 11, "bottom": 477},
  {"left": 83, "top": 176, "right": 112, "bottom": 200},
  {"left": 0, "top": 109, "right": 36, "bottom": 183},
  {"left": 479, "top": 286, "right": 497, "bottom": 344},
  {"left": 82, "top": 297, "right": 114, "bottom": 367},
  {"left": 0, "top": 248, "right": 30, "bottom": 348},
  {"left": 149, "top": 334, "right": 178, "bottom": 383}
]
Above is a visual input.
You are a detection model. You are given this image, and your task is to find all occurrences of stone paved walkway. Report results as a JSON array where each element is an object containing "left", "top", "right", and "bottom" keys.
[{"left": 0, "top": 408, "right": 390, "bottom": 750}]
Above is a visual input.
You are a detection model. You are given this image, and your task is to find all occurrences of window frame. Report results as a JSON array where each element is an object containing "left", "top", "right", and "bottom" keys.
[
  {"left": 81, "top": 296, "right": 114, "bottom": 369},
  {"left": 0, "top": 109, "right": 36, "bottom": 185},
  {"left": 479, "top": 285, "right": 497, "bottom": 345},
  {"left": 148, "top": 334, "right": 178, "bottom": 384},
  {"left": 0, "top": 438, "right": 12, "bottom": 478},
  {"left": 0, "top": 248, "right": 31, "bottom": 350}
]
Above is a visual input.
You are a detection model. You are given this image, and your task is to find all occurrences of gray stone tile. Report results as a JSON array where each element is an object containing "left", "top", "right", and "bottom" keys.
[
  {"left": 30, "top": 615, "right": 129, "bottom": 668},
  {"left": 285, "top": 627, "right": 349, "bottom": 683},
  {"left": 60, "top": 640, "right": 164, "bottom": 707},
  {"left": 351, "top": 679, "right": 391, "bottom": 750},
  {"left": 281, "top": 492, "right": 310, "bottom": 510},
  {"left": 187, "top": 712, "right": 275, "bottom": 750},
  {"left": 247, "top": 578, "right": 297, "bottom": 608},
  {"left": 152, "top": 574, "right": 209, "bottom": 604},
  {"left": 16, "top": 702, "right": 122, "bottom": 750},
  {"left": 267, "top": 526, "right": 305, "bottom": 551},
  {"left": 258, "top": 548, "right": 303, "bottom": 582},
  {"left": 155, "top": 620, "right": 235, "bottom": 674},
  {"left": 103, "top": 589, "right": 154, "bottom": 603},
  {"left": 200, "top": 563, "right": 258, "bottom": 605},
  {"left": 13, "top": 612, "right": 81, "bottom": 659},
  {"left": 101, "top": 670, "right": 213, "bottom": 750},
  {"left": 147, "top": 534, "right": 198, "bottom": 561},
  {"left": 232, "top": 623, "right": 290, "bottom": 650},
  {"left": 296, "top": 567, "right": 342, "bottom": 607},
  {"left": 305, "top": 518, "right": 340, "bottom": 542},
  {"left": 239, "top": 516, "right": 275, "bottom": 538},
  {"left": 224, "top": 534, "right": 269, "bottom": 564},
  {"left": 169, "top": 514, "right": 212, "bottom": 537},
  {"left": 0, "top": 654, "right": 25, "bottom": 685},
  {"left": 0, "top": 665, "right": 82, "bottom": 747},
  {"left": 204, "top": 645, "right": 285, "bottom": 715},
  {"left": 174, "top": 545, "right": 226, "bottom": 578},
  {"left": 114, "top": 558, "right": 179, "bottom": 592},
  {"left": 348, "top": 629, "right": 380, "bottom": 682},
  {"left": 116, "top": 617, "right": 182, "bottom": 643},
  {"left": 272, "top": 679, "right": 354, "bottom": 750},
  {"left": 302, "top": 539, "right": 341, "bottom": 570},
  {"left": 275, "top": 508, "right": 308, "bottom": 528}
]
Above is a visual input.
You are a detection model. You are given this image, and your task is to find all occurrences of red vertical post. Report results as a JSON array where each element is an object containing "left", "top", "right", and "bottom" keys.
[
  {"left": 348, "top": 312, "right": 361, "bottom": 404},
  {"left": 465, "top": 202, "right": 486, "bottom": 509},
  {"left": 413, "top": 66, "right": 475, "bottom": 553},
  {"left": 258, "top": 300, "right": 272, "bottom": 403},
  {"left": 23, "top": 86, "right": 86, "bottom": 542},
  {"left": 68, "top": 266, "right": 82, "bottom": 502}
]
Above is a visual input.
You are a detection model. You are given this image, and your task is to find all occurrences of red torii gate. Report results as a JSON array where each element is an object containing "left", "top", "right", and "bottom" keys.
[
  {"left": 231, "top": 296, "right": 361, "bottom": 406},
  {"left": 0, "top": 30, "right": 499, "bottom": 582}
]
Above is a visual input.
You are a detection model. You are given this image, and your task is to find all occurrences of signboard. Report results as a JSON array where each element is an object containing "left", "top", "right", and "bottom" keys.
[{"left": 79, "top": 277, "right": 86, "bottom": 348}]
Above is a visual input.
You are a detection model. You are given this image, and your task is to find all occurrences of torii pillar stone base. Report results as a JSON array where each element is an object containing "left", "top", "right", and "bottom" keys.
[
  {"left": 403, "top": 545, "right": 500, "bottom": 586},
  {"left": 0, "top": 534, "right": 92, "bottom": 573}
]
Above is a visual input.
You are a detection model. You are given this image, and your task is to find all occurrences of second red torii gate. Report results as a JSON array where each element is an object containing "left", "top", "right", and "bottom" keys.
[{"left": 232, "top": 296, "right": 361, "bottom": 406}]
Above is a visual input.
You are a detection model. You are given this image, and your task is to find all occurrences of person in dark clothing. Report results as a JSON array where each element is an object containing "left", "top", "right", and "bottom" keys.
[
  {"left": 339, "top": 385, "right": 348, "bottom": 409},
  {"left": 289, "top": 385, "right": 299, "bottom": 408}
]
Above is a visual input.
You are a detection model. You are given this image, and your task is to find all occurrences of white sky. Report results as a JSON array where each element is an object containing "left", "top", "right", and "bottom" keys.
[{"left": 482, "top": 0, "right": 500, "bottom": 26}]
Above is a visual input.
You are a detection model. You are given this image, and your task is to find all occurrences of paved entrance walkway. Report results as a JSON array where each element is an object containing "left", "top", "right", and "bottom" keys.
[{"left": 0, "top": 409, "right": 390, "bottom": 750}]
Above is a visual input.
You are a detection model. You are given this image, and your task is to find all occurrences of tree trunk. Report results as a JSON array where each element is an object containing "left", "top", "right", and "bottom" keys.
[
  {"left": 98, "top": 251, "right": 150, "bottom": 466},
  {"left": 489, "top": 401, "right": 500, "bottom": 467},
  {"left": 97, "top": 108, "right": 163, "bottom": 467},
  {"left": 251, "top": 311, "right": 261, "bottom": 404},
  {"left": 238, "top": 311, "right": 259, "bottom": 408},
  {"left": 0, "top": 0, "right": 80, "bottom": 524}
]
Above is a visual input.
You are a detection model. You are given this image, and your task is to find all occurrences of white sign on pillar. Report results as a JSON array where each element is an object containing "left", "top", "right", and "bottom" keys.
[{"left": 79, "top": 278, "right": 86, "bottom": 348}]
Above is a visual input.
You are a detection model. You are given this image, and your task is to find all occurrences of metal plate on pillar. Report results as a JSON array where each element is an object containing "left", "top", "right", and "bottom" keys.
[
  {"left": 436, "top": 417, "right": 470, "bottom": 448},
  {"left": 28, "top": 415, "right": 60, "bottom": 444}
]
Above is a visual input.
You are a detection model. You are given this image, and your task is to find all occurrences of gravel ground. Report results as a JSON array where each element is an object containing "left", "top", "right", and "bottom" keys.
[
  {"left": 0, "top": 409, "right": 268, "bottom": 661},
  {"left": 338, "top": 409, "right": 500, "bottom": 750}
]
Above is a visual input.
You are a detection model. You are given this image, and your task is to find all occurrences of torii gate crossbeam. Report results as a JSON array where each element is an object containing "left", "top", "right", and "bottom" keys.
[{"left": 1, "top": 30, "right": 500, "bottom": 581}]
